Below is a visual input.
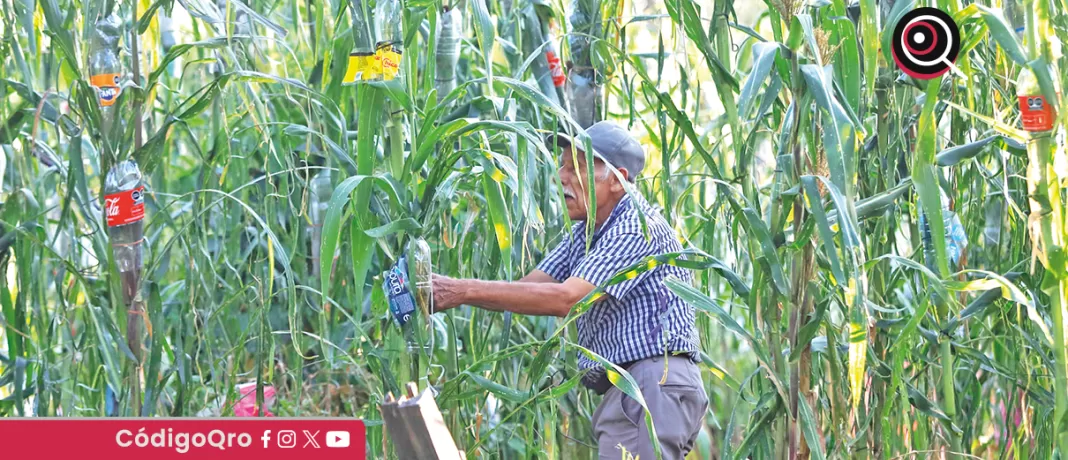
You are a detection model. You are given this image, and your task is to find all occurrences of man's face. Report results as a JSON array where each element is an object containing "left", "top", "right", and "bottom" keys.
[{"left": 557, "top": 146, "right": 623, "bottom": 222}]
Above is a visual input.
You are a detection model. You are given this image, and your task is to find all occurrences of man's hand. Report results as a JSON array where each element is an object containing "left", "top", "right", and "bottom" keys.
[{"left": 431, "top": 274, "right": 466, "bottom": 312}]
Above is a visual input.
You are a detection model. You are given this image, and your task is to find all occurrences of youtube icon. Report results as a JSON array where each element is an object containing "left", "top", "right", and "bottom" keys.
[{"left": 326, "top": 431, "right": 350, "bottom": 448}]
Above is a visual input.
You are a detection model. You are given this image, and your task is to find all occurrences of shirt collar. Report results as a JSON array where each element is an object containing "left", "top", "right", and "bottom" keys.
[{"left": 593, "top": 194, "right": 633, "bottom": 237}]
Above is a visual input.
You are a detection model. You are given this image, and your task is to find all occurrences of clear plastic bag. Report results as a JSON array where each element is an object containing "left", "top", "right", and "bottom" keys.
[
  {"left": 568, "top": 71, "right": 600, "bottom": 129},
  {"left": 343, "top": 0, "right": 380, "bottom": 84},
  {"left": 919, "top": 190, "right": 968, "bottom": 269},
  {"left": 376, "top": 0, "right": 404, "bottom": 82},
  {"left": 309, "top": 169, "right": 332, "bottom": 278},
  {"left": 434, "top": 6, "right": 462, "bottom": 96}
]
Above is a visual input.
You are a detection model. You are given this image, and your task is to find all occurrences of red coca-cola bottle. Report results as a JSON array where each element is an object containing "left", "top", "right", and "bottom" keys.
[{"left": 104, "top": 160, "right": 145, "bottom": 304}]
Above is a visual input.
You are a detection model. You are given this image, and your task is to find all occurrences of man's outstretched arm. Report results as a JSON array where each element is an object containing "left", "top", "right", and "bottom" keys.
[
  {"left": 432, "top": 274, "right": 596, "bottom": 317},
  {"left": 518, "top": 269, "right": 559, "bottom": 283}
]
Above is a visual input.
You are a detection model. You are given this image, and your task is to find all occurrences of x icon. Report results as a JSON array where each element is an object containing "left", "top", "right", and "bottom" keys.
[{"left": 303, "top": 430, "right": 320, "bottom": 448}]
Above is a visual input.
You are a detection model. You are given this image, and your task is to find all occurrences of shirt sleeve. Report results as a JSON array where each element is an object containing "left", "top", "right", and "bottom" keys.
[
  {"left": 571, "top": 232, "right": 659, "bottom": 301},
  {"left": 536, "top": 236, "right": 573, "bottom": 282}
]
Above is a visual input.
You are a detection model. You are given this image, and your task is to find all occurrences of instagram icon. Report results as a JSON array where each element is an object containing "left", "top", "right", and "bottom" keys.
[{"left": 276, "top": 430, "right": 297, "bottom": 449}]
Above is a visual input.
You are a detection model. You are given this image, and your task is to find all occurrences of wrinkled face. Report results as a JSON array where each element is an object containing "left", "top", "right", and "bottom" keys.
[{"left": 557, "top": 147, "right": 624, "bottom": 222}]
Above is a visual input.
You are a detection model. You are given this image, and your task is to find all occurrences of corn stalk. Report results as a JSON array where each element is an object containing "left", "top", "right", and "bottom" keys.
[{"left": 1023, "top": 0, "right": 1068, "bottom": 453}]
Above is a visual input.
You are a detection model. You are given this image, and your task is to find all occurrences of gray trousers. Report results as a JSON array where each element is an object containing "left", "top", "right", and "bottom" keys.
[{"left": 591, "top": 356, "right": 708, "bottom": 460}]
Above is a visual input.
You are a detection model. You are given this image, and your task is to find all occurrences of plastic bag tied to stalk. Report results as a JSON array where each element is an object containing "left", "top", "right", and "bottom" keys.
[
  {"left": 434, "top": 5, "right": 462, "bottom": 96},
  {"left": 375, "top": 0, "right": 404, "bottom": 82},
  {"left": 309, "top": 169, "right": 332, "bottom": 279},
  {"left": 343, "top": 0, "right": 380, "bottom": 84},
  {"left": 104, "top": 160, "right": 146, "bottom": 305},
  {"left": 568, "top": 71, "right": 600, "bottom": 129}
]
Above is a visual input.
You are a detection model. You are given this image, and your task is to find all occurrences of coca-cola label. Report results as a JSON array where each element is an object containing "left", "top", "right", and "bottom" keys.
[
  {"left": 1020, "top": 95, "right": 1055, "bottom": 132},
  {"left": 105, "top": 186, "right": 145, "bottom": 227},
  {"left": 546, "top": 49, "right": 565, "bottom": 87},
  {"left": 376, "top": 42, "right": 401, "bottom": 81}
]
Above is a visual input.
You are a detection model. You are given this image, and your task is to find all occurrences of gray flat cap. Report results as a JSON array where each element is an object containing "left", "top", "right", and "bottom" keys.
[{"left": 546, "top": 121, "right": 646, "bottom": 183}]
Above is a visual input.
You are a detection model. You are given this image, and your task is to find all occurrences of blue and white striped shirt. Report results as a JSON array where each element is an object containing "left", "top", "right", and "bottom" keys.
[{"left": 537, "top": 193, "right": 699, "bottom": 387}]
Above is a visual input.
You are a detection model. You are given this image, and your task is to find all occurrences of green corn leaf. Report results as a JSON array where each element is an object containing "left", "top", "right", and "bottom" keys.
[
  {"left": 798, "top": 395, "right": 827, "bottom": 460},
  {"left": 464, "top": 371, "right": 527, "bottom": 403},
  {"left": 913, "top": 79, "right": 950, "bottom": 276},
  {"left": 935, "top": 135, "right": 1022, "bottom": 166},
  {"left": 732, "top": 200, "right": 789, "bottom": 295},
  {"left": 697, "top": 351, "right": 741, "bottom": 390},
  {"left": 569, "top": 342, "right": 663, "bottom": 460},
  {"left": 734, "top": 394, "right": 782, "bottom": 460},
  {"left": 470, "top": 0, "right": 496, "bottom": 89},
  {"left": 737, "top": 42, "right": 779, "bottom": 120},
  {"left": 364, "top": 218, "right": 422, "bottom": 238},
  {"left": 665, "top": 278, "right": 779, "bottom": 377},
  {"left": 790, "top": 295, "right": 828, "bottom": 362},
  {"left": 827, "top": 8, "right": 861, "bottom": 112},
  {"left": 847, "top": 321, "right": 866, "bottom": 413},
  {"left": 801, "top": 177, "right": 846, "bottom": 286},
  {"left": 540, "top": 372, "right": 585, "bottom": 400},
  {"left": 319, "top": 175, "right": 399, "bottom": 307},
  {"left": 906, "top": 384, "right": 953, "bottom": 423},
  {"left": 971, "top": 4, "right": 1028, "bottom": 66},
  {"left": 860, "top": 0, "right": 878, "bottom": 101}
]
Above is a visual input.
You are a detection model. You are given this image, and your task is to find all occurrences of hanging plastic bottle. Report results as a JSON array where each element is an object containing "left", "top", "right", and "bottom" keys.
[
  {"left": 308, "top": 168, "right": 332, "bottom": 279},
  {"left": 159, "top": 10, "right": 176, "bottom": 53},
  {"left": 159, "top": 10, "right": 179, "bottom": 78},
  {"left": 434, "top": 5, "right": 461, "bottom": 96},
  {"left": 919, "top": 189, "right": 968, "bottom": 269},
  {"left": 89, "top": 14, "right": 123, "bottom": 126},
  {"left": 518, "top": 5, "right": 562, "bottom": 106},
  {"left": 375, "top": 0, "right": 404, "bottom": 82},
  {"left": 1017, "top": 65, "right": 1056, "bottom": 133},
  {"left": 545, "top": 18, "right": 566, "bottom": 90},
  {"left": 546, "top": 45, "right": 565, "bottom": 88},
  {"left": 343, "top": 0, "right": 380, "bottom": 84},
  {"left": 983, "top": 191, "right": 1004, "bottom": 249},
  {"left": 567, "top": 0, "right": 600, "bottom": 128},
  {"left": 1002, "top": 0, "right": 1025, "bottom": 39},
  {"left": 104, "top": 160, "right": 146, "bottom": 305}
]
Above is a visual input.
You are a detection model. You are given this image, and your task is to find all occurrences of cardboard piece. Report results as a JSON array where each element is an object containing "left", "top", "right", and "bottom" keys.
[{"left": 379, "top": 382, "right": 463, "bottom": 460}]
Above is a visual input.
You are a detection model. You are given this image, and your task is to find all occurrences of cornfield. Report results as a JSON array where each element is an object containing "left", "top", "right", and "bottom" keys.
[{"left": 1, "top": 0, "right": 1067, "bottom": 457}]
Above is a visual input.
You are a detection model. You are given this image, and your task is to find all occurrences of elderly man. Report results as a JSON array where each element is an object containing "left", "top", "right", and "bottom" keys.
[{"left": 431, "top": 121, "right": 708, "bottom": 459}]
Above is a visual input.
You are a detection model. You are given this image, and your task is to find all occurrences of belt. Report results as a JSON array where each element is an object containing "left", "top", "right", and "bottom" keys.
[{"left": 586, "top": 353, "right": 700, "bottom": 395}]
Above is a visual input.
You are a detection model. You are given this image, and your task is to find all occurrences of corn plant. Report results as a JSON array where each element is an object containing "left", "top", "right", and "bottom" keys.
[{"left": 2, "top": 0, "right": 1068, "bottom": 458}]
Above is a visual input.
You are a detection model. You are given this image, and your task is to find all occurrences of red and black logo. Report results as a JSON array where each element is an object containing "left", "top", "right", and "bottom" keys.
[{"left": 891, "top": 8, "right": 960, "bottom": 80}]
